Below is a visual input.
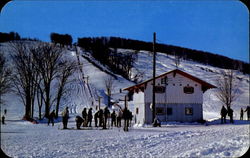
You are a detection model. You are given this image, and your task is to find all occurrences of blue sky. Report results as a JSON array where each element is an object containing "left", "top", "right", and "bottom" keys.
[{"left": 0, "top": 0, "right": 249, "bottom": 62}]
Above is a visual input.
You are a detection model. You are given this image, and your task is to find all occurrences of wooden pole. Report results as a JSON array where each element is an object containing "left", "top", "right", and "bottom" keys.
[
  {"left": 124, "top": 95, "right": 127, "bottom": 109},
  {"left": 152, "top": 32, "right": 156, "bottom": 123}
]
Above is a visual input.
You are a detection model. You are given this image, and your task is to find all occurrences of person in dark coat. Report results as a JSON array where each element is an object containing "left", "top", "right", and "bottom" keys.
[
  {"left": 220, "top": 105, "right": 227, "bottom": 124},
  {"left": 75, "top": 116, "right": 84, "bottom": 129},
  {"left": 117, "top": 110, "right": 122, "bottom": 127},
  {"left": 62, "top": 107, "right": 69, "bottom": 129},
  {"left": 82, "top": 108, "right": 87, "bottom": 127},
  {"left": 103, "top": 107, "right": 110, "bottom": 129},
  {"left": 4, "top": 109, "right": 7, "bottom": 115},
  {"left": 153, "top": 117, "right": 161, "bottom": 127},
  {"left": 240, "top": 108, "right": 244, "bottom": 120},
  {"left": 111, "top": 110, "right": 117, "bottom": 127},
  {"left": 228, "top": 107, "right": 234, "bottom": 123},
  {"left": 128, "top": 111, "right": 133, "bottom": 127},
  {"left": 99, "top": 109, "right": 104, "bottom": 127},
  {"left": 87, "top": 108, "right": 93, "bottom": 127},
  {"left": 48, "top": 110, "right": 56, "bottom": 126},
  {"left": 123, "top": 107, "right": 130, "bottom": 131},
  {"left": 94, "top": 111, "right": 99, "bottom": 127},
  {"left": 1, "top": 115, "right": 5, "bottom": 124},
  {"left": 245, "top": 106, "right": 250, "bottom": 121}
]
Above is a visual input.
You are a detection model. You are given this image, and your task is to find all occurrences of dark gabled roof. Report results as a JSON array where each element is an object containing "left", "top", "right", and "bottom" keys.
[{"left": 124, "top": 69, "right": 216, "bottom": 92}]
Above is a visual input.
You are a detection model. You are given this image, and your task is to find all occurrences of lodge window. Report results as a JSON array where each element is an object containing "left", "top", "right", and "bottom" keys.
[
  {"left": 161, "top": 77, "right": 168, "bottom": 84},
  {"left": 136, "top": 108, "right": 139, "bottom": 114},
  {"left": 167, "top": 108, "right": 172, "bottom": 115},
  {"left": 155, "top": 86, "right": 166, "bottom": 93},
  {"left": 156, "top": 107, "right": 165, "bottom": 115},
  {"left": 185, "top": 107, "right": 193, "bottom": 115},
  {"left": 184, "top": 86, "right": 194, "bottom": 94}
]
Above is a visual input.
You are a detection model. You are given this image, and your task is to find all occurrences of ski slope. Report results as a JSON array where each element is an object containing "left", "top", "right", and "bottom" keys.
[{"left": 0, "top": 43, "right": 249, "bottom": 157}]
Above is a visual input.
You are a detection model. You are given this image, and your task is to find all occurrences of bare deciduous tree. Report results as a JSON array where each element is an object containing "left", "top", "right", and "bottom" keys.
[
  {"left": 174, "top": 51, "right": 181, "bottom": 68},
  {"left": 0, "top": 52, "right": 12, "bottom": 105},
  {"left": 10, "top": 42, "right": 38, "bottom": 119},
  {"left": 216, "top": 69, "right": 238, "bottom": 110},
  {"left": 54, "top": 59, "right": 77, "bottom": 118},
  {"left": 32, "top": 43, "right": 63, "bottom": 118},
  {"left": 104, "top": 76, "right": 115, "bottom": 107}
]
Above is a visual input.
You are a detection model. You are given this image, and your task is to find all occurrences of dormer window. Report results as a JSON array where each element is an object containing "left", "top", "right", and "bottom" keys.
[{"left": 184, "top": 86, "right": 194, "bottom": 94}]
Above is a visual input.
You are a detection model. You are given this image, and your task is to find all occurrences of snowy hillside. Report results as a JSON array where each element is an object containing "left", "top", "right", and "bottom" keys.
[{"left": 1, "top": 42, "right": 249, "bottom": 157}]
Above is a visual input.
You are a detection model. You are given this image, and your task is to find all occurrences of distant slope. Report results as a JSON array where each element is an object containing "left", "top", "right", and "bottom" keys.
[{"left": 78, "top": 37, "right": 249, "bottom": 74}]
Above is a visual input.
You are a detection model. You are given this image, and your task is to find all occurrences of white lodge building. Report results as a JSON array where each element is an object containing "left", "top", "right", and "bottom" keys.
[{"left": 124, "top": 69, "right": 216, "bottom": 124}]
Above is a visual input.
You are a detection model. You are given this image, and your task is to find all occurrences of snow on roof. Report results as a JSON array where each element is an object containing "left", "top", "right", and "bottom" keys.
[{"left": 123, "top": 69, "right": 216, "bottom": 92}]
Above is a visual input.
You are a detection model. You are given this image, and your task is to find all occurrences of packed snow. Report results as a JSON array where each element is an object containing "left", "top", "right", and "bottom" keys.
[{"left": 1, "top": 44, "right": 249, "bottom": 157}]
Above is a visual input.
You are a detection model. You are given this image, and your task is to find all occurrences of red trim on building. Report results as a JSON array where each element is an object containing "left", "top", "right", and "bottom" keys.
[{"left": 124, "top": 69, "right": 216, "bottom": 92}]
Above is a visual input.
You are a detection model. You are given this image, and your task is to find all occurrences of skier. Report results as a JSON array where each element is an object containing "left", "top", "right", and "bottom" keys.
[
  {"left": 111, "top": 110, "right": 117, "bottom": 127},
  {"left": 245, "top": 106, "right": 250, "bottom": 121},
  {"left": 75, "top": 116, "right": 84, "bottom": 129},
  {"left": 240, "top": 108, "right": 244, "bottom": 120},
  {"left": 220, "top": 105, "right": 227, "bottom": 124},
  {"left": 87, "top": 108, "right": 93, "bottom": 127},
  {"left": 62, "top": 107, "right": 69, "bottom": 129},
  {"left": 4, "top": 109, "right": 7, "bottom": 115},
  {"left": 82, "top": 108, "right": 87, "bottom": 127},
  {"left": 123, "top": 107, "right": 130, "bottom": 131},
  {"left": 103, "top": 107, "right": 110, "bottom": 129},
  {"left": 48, "top": 110, "right": 56, "bottom": 126},
  {"left": 94, "top": 110, "right": 99, "bottom": 127},
  {"left": 228, "top": 107, "right": 234, "bottom": 123}
]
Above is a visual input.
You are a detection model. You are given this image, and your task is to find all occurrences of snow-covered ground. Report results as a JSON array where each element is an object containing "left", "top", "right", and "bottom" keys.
[
  {"left": 1, "top": 43, "right": 249, "bottom": 157},
  {"left": 1, "top": 117, "right": 249, "bottom": 157}
]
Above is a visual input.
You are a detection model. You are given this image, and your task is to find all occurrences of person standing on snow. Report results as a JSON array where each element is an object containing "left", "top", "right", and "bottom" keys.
[
  {"left": 123, "top": 107, "right": 130, "bottom": 131},
  {"left": 82, "top": 108, "right": 87, "bottom": 127},
  {"left": 94, "top": 110, "right": 99, "bottom": 127},
  {"left": 111, "top": 110, "right": 117, "bottom": 127},
  {"left": 117, "top": 110, "right": 122, "bottom": 127},
  {"left": 87, "top": 108, "right": 93, "bottom": 127},
  {"left": 103, "top": 107, "right": 110, "bottom": 129},
  {"left": 220, "top": 105, "right": 227, "bottom": 124},
  {"left": 228, "top": 107, "right": 234, "bottom": 123},
  {"left": 99, "top": 109, "right": 104, "bottom": 127},
  {"left": 62, "top": 107, "right": 69, "bottom": 129},
  {"left": 245, "top": 106, "right": 250, "bottom": 121},
  {"left": 240, "top": 108, "right": 244, "bottom": 120},
  {"left": 48, "top": 110, "right": 56, "bottom": 126}
]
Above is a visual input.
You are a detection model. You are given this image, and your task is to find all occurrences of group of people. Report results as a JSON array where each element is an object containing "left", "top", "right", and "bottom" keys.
[
  {"left": 74, "top": 106, "right": 133, "bottom": 131},
  {"left": 220, "top": 105, "right": 250, "bottom": 124}
]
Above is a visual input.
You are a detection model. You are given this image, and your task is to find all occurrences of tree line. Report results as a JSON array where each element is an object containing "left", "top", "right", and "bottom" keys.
[
  {"left": 0, "top": 32, "right": 21, "bottom": 43},
  {"left": 50, "top": 33, "right": 72, "bottom": 46},
  {"left": 0, "top": 42, "right": 78, "bottom": 120}
]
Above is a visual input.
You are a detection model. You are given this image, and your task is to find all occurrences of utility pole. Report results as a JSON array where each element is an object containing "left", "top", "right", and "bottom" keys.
[
  {"left": 98, "top": 96, "right": 102, "bottom": 110},
  {"left": 152, "top": 32, "right": 156, "bottom": 123}
]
